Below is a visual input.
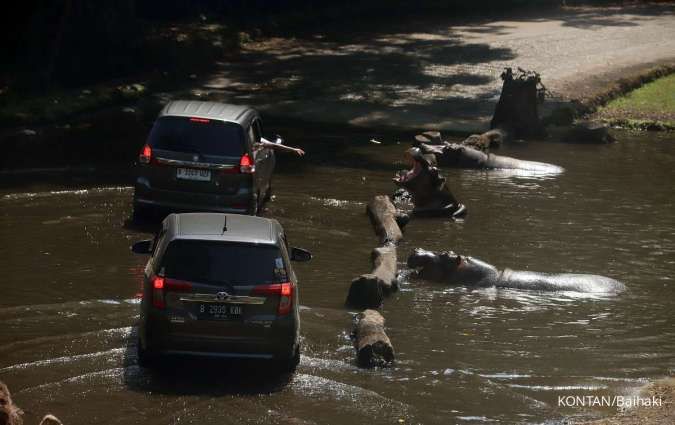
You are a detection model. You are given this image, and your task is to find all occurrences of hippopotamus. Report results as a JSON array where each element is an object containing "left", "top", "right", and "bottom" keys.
[
  {"left": 393, "top": 148, "right": 467, "bottom": 218},
  {"left": 414, "top": 129, "right": 507, "bottom": 152},
  {"left": 460, "top": 128, "right": 508, "bottom": 152},
  {"left": 407, "top": 248, "right": 625, "bottom": 293},
  {"left": 417, "top": 142, "right": 563, "bottom": 173}
]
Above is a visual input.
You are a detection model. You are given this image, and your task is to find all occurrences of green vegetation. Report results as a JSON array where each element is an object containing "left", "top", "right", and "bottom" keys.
[{"left": 598, "top": 74, "right": 675, "bottom": 128}]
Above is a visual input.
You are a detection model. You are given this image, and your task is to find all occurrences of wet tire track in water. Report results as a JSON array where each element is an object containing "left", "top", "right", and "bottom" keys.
[{"left": 1, "top": 133, "right": 675, "bottom": 423}]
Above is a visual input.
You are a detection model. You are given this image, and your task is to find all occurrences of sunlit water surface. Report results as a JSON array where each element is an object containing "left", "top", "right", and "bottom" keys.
[{"left": 1, "top": 131, "right": 674, "bottom": 424}]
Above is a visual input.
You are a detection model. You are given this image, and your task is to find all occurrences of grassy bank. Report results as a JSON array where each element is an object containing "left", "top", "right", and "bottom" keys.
[
  {"left": 594, "top": 73, "right": 675, "bottom": 130},
  {"left": 598, "top": 74, "right": 675, "bottom": 129}
]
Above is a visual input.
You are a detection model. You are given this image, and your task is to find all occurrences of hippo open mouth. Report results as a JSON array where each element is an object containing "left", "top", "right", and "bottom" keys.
[
  {"left": 395, "top": 160, "right": 422, "bottom": 183},
  {"left": 392, "top": 147, "right": 466, "bottom": 218}
]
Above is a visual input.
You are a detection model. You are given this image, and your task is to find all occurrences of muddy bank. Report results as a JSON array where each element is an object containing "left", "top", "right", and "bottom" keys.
[
  {"left": 574, "top": 378, "right": 675, "bottom": 425},
  {"left": 587, "top": 70, "right": 675, "bottom": 131}
]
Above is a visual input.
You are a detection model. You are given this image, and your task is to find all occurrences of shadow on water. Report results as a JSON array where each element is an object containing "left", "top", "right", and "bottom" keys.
[{"left": 122, "top": 327, "right": 293, "bottom": 397}]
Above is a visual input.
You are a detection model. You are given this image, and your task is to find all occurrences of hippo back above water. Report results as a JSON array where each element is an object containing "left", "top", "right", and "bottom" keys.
[
  {"left": 407, "top": 248, "right": 625, "bottom": 294},
  {"left": 419, "top": 142, "right": 564, "bottom": 174}
]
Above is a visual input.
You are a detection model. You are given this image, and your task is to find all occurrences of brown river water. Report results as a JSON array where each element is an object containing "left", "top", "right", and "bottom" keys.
[{"left": 1, "top": 130, "right": 674, "bottom": 424}]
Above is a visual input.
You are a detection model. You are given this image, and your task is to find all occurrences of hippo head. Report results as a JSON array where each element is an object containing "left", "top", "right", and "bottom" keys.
[
  {"left": 393, "top": 148, "right": 447, "bottom": 206},
  {"left": 408, "top": 248, "right": 499, "bottom": 284},
  {"left": 407, "top": 248, "right": 462, "bottom": 281},
  {"left": 437, "top": 143, "right": 466, "bottom": 165}
]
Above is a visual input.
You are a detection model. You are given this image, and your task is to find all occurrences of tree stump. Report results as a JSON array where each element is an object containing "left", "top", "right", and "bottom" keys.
[
  {"left": 490, "top": 67, "right": 546, "bottom": 139},
  {"left": 366, "top": 195, "right": 404, "bottom": 245},
  {"left": 346, "top": 246, "right": 398, "bottom": 309},
  {"left": 352, "top": 309, "right": 394, "bottom": 367}
]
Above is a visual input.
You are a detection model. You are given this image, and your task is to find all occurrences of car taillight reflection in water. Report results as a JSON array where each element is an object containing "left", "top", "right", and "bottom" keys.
[{"left": 252, "top": 282, "right": 294, "bottom": 315}]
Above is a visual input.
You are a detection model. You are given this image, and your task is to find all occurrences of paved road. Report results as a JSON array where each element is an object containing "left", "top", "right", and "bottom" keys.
[{"left": 196, "top": 4, "right": 675, "bottom": 132}]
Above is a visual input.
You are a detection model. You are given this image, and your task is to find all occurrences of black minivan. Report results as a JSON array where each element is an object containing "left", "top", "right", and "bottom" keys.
[
  {"left": 132, "top": 213, "right": 311, "bottom": 372},
  {"left": 133, "top": 101, "right": 277, "bottom": 217}
]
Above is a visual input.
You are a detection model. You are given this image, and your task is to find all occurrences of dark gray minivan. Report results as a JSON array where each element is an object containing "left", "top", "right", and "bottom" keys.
[
  {"left": 133, "top": 101, "right": 276, "bottom": 217},
  {"left": 132, "top": 213, "right": 311, "bottom": 372}
]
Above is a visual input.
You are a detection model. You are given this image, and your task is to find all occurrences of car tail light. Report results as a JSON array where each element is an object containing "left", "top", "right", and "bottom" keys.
[
  {"left": 252, "top": 282, "right": 294, "bottom": 316},
  {"left": 239, "top": 154, "right": 255, "bottom": 174},
  {"left": 139, "top": 144, "right": 152, "bottom": 164},
  {"left": 151, "top": 276, "right": 192, "bottom": 309}
]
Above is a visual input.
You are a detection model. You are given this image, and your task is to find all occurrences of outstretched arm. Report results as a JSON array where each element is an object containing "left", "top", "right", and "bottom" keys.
[{"left": 260, "top": 137, "right": 305, "bottom": 156}]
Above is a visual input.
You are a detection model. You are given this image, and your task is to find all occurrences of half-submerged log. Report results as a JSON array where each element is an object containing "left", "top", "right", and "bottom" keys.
[
  {"left": 366, "top": 195, "right": 405, "bottom": 245},
  {"left": 352, "top": 309, "right": 394, "bottom": 367},
  {"left": 346, "top": 246, "right": 398, "bottom": 309},
  {"left": 0, "top": 381, "right": 22, "bottom": 425},
  {"left": 491, "top": 67, "right": 546, "bottom": 139},
  {"left": 40, "top": 415, "right": 64, "bottom": 425}
]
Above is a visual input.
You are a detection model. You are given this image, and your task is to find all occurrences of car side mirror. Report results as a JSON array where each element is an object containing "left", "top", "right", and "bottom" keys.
[
  {"left": 131, "top": 240, "right": 153, "bottom": 254},
  {"left": 290, "top": 247, "right": 312, "bottom": 262}
]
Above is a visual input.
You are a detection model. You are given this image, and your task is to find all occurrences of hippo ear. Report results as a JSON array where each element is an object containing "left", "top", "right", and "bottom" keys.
[{"left": 439, "top": 251, "right": 453, "bottom": 261}]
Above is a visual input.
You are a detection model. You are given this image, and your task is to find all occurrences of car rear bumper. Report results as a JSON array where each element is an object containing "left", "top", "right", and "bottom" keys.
[
  {"left": 156, "top": 336, "right": 294, "bottom": 359},
  {"left": 142, "top": 314, "right": 298, "bottom": 360},
  {"left": 134, "top": 177, "right": 254, "bottom": 214}
]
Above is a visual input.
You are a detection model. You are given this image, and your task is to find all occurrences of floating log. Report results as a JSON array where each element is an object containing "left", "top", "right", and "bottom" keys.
[
  {"left": 346, "top": 273, "right": 382, "bottom": 309},
  {"left": 0, "top": 381, "right": 23, "bottom": 425},
  {"left": 40, "top": 415, "right": 64, "bottom": 425},
  {"left": 352, "top": 309, "right": 394, "bottom": 367},
  {"left": 490, "top": 67, "right": 546, "bottom": 139},
  {"left": 366, "top": 195, "right": 404, "bottom": 245},
  {"left": 346, "top": 246, "right": 398, "bottom": 309}
]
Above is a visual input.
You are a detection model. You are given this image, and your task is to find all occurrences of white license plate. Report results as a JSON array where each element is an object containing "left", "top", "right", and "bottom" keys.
[
  {"left": 197, "top": 303, "right": 243, "bottom": 320},
  {"left": 176, "top": 168, "right": 211, "bottom": 181}
]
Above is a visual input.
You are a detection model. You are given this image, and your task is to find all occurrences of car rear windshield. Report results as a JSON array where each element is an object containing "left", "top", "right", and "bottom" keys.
[
  {"left": 148, "top": 116, "right": 245, "bottom": 157},
  {"left": 160, "top": 240, "right": 288, "bottom": 286}
]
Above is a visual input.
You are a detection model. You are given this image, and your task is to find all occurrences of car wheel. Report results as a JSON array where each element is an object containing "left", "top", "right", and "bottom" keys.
[
  {"left": 132, "top": 203, "right": 151, "bottom": 222},
  {"left": 248, "top": 193, "right": 259, "bottom": 216},
  {"left": 274, "top": 344, "right": 300, "bottom": 374},
  {"left": 264, "top": 182, "right": 273, "bottom": 202},
  {"left": 137, "top": 337, "right": 156, "bottom": 368}
]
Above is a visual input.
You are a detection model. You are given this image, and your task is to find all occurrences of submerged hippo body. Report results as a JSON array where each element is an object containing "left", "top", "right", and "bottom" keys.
[
  {"left": 394, "top": 148, "right": 466, "bottom": 218},
  {"left": 407, "top": 248, "right": 625, "bottom": 293},
  {"left": 419, "top": 142, "right": 563, "bottom": 173}
]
